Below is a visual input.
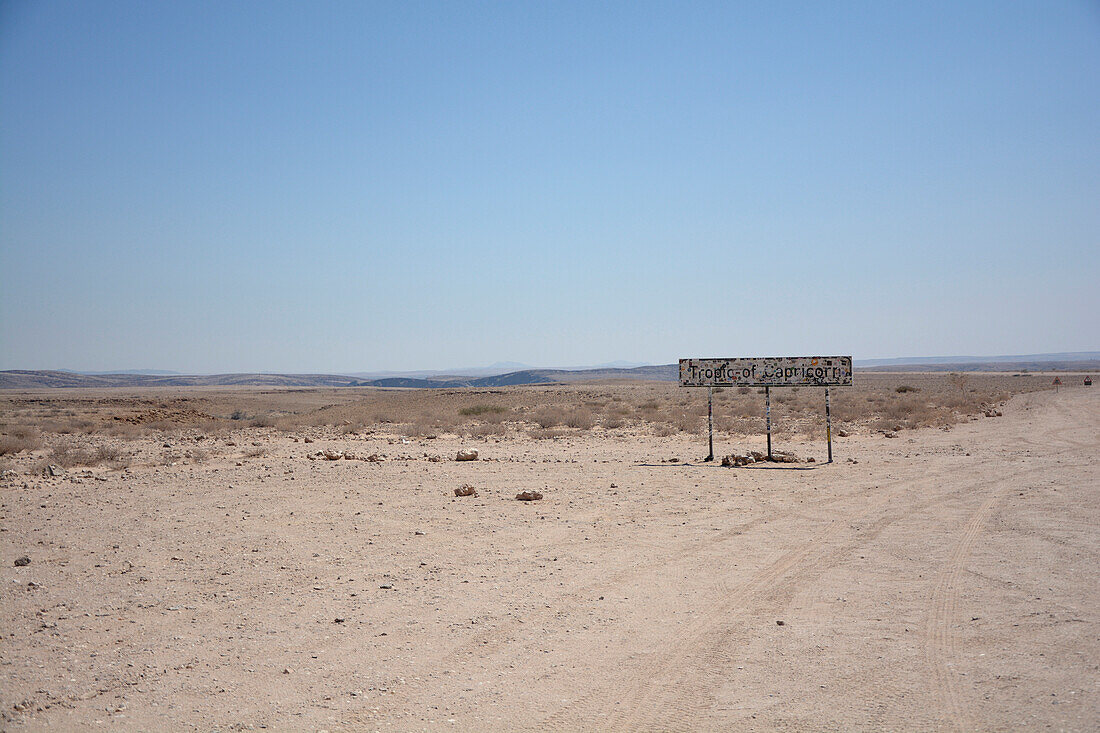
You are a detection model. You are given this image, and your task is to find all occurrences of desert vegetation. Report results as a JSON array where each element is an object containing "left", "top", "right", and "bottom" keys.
[{"left": 0, "top": 372, "right": 1057, "bottom": 470}]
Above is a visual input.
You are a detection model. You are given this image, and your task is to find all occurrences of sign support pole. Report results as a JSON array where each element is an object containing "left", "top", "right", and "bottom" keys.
[
  {"left": 825, "top": 387, "right": 833, "bottom": 464},
  {"left": 705, "top": 387, "right": 714, "bottom": 462},
  {"left": 765, "top": 386, "right": 773, "bottom": 461}
]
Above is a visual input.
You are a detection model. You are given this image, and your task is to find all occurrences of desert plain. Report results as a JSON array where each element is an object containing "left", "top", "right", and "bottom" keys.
[{"left": 1, "top": 372, "right": 1097, "bottom": 731}]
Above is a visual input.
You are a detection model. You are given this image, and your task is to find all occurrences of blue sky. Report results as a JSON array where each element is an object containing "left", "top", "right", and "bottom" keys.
[{"left": 2, "top": 1, "right": 1098, "bottom": 373}]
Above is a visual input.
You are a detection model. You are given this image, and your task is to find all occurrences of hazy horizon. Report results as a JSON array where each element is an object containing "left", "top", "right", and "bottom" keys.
[
  {"left": 5, "top": 350, "right": 1098, "bottom": 377},
  {"left": 2, "top": 2, "right": 1098, "bottom": 373}
]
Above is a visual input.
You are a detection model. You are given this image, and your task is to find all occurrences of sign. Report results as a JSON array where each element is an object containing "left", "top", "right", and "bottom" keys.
[{"left": 679, "top": 356, "right": 852, "bottom": 388}]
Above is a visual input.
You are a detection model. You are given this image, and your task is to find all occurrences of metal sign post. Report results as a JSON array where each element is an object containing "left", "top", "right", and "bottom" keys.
[
  {"left": 765, "top": 386, "right": 773, "bottom": 461},
  {"left": 705, "top": 387, "right": 715, "bottom": 462},
  {"left": 679, "top": 356, "right": 852, "bottom": 463}
]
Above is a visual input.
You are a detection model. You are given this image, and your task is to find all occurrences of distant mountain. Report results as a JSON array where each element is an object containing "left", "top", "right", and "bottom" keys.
[
  {"left": 3, "top": 353, "right": 1095, "bottom": 390},
  {"left": 857, "top": 352, "right": 1100, "bottom": 372},
  {"left": 0, "top": 370, "right": 370, "bottom": 389},
  {"left": 0, "top": 365, "right": 677, "bottom": 390}
]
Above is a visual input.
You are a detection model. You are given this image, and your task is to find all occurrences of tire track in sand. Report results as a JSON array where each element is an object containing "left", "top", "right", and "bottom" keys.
[
  {"left": 922, "top": 488, "right": 1004, "bottom": 731},
  {"left": 541, "top": 463, "right": 973, "bottom": 732}
]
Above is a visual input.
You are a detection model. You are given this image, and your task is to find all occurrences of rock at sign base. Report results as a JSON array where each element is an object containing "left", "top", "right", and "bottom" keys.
[
  {"left": 454, "top": 485, "right": 478, "bottom": 497},
  {"left": 456, "top": 449, "right": 479, "bottom": 462},
  {"left": 515, "top": 490, "right": 543, "bottom": 501},
  {"left": 322, "top": 450, "right": 343, "bottom": 460}
]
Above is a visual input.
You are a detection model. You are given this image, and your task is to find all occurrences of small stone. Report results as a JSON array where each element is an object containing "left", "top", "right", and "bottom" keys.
[
  {"left": 884, "top": 431, "right": 898, "bottom": 439},
  {"left": 379, "top": 583, "right": 393, "bottom": 590},
  {"left": 836, "top": 429, "right": 850, "bottom": 437},
  {"left": 454, "top": 485, "right": 478, "bottom": 497},
  {"left": 13, "top": 556, "right": 31, "bottom": 567},
  {"left": 283, "top": 668, "right": 292, "bottom": 674},
  {"left": 414, "top": 530, "right": 426, "bottom": 536},
  {"left": 334, "top": 618, "right": 346, "bottom": 624},
  {"left": 776, "top": 620, "right": 785, "bottom": 626},
  {"left": 322, "top": 450, "right": 343, "bottom": 460},
  {"left": 456, "top": 449, "right": 479, "bottom": 461},
  {"left": 515, "top": 490, "right": 543, "bottom": 501},
  {"left": 46, "top": 464, "right": 63, "bottom": 477},
  {"left": 304, "top": 437, "right": 314, "bottom": 443}
]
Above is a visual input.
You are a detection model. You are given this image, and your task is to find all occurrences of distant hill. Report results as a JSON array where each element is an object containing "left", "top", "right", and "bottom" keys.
[
  {"left": 0, "top": 365, "right": 678, "bottom": 390},
  {"left": 2, "top": 353, "right": 1094, "bottom": 390},
  {"left": 856, "top": 352, "right": 1100, "bottom": 372}
]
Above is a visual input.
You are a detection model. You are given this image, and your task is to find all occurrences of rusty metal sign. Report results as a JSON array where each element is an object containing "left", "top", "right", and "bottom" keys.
[{"left": 679, "top": 356, "right": 853, "bottom": 387}]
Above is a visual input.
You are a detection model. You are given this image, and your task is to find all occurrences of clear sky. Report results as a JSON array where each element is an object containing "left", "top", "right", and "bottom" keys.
[{"left": 1, "top": 1, "right": 1098, "bottom": 373}]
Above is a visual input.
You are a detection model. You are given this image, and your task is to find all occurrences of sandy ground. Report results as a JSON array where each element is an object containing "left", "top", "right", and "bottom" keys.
[{"left": 2, "top": 386, "right": 1097, "bottom": 731}]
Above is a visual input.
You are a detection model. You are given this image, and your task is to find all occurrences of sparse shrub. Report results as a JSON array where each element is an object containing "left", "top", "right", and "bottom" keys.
[
  {"left": 459, "top": 404, "right": 506, "bottom": 417},
  {"left": 46, "top": 441, "right": 125, "bottom": 468},
  {"left": 895, "top": 385, "right": 920, "bottom": 393},
  {"left": 604, "top": 415, "right": 625, "bottom": 429},
  {"left": 532, "top": 407, "right": 567, "bottom": 428},
  {"left": 563, "top": 409, "right": 595, "bottom": 430},
  {"left": 0, "top": 426, "right": 43, "bottom": 455}
]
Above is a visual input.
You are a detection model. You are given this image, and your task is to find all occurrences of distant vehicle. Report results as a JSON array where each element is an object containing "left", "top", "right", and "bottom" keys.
[{"left": 1086, "top": 376, "right": 1093, "bottom": 386}]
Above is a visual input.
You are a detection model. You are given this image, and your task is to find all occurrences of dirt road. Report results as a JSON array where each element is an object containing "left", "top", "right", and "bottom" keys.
[{"left": 3, "top": 386, "right": 1097, "bottom": 730}]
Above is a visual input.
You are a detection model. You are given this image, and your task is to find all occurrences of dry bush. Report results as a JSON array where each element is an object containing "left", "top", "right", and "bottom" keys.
[
  {"left": 603, "top": 415, "right": 625, "bottom": 429},
  {"left": 564, "top": 409, "right": 595, "bottom": 430},
  {"left": 948, "top": 373, "right": 969, "bottom": 392},
  {"left": 460, "top": 404, "right": 506, "bottom": 417},
  {"left": 46, "top": 441, "right": 126, "bottom": 468},
  {"left": 0, "top": 426, "right": 43, "bottom": 455},
  {"left": 244, "top": 448, "right": 267, "bottom": 458},
  {"left": 674, "top": 413, "right": 703, "bottom": 434},
  {"left": 398, "top": 422, "right": 445, "bottom": 438},
  {"left": 532, "top": 406, "right": 567, "bottom": 428},
  {"left": 895, "top": 385, "right": 920, "bottom": 393}
]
